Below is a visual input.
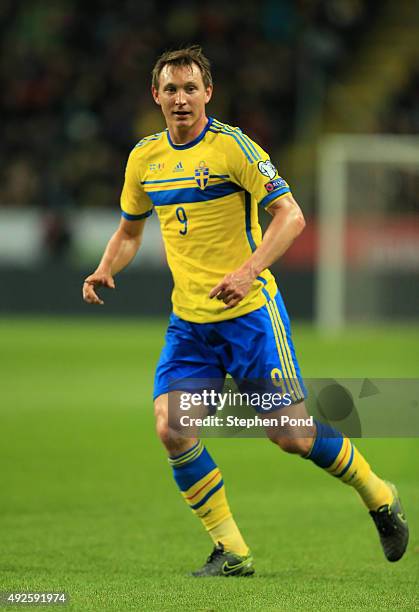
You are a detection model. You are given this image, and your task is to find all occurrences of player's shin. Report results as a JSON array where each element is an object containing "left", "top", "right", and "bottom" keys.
[
  {"left": 304, "top": 421, "right": 393, "bottom": 511},
  {"left": 169, "top": 440, "right": 249, "bottom": 555}
]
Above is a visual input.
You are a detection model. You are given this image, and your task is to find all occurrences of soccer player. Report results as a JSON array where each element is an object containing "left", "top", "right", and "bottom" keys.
[{"left": 83, "top": 46, "right": 409, "bottom": 576}]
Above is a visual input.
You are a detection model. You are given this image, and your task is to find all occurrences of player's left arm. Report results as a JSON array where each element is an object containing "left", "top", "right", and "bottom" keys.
[{"left": 209, "top": 194, "right": 305, "bottom": 308}]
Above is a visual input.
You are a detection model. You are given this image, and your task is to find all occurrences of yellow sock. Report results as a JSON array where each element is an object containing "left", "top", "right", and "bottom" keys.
[
  {"left": 169, "top": 441, "right": 250, "bottom": 555},
  {"left": 353, "top": 470, "right": 394, "bottom": 511},
  {"left": 209, "top": 517, "right": 249, "bottom": 556},
  {"left": 325, "top": 438, "right": 394, "bottom": 510}
]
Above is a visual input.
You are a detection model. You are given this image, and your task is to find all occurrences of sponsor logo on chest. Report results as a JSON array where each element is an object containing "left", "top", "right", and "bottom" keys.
[{"left": 173, "top": 161, "right": 184, "bottom": 173}]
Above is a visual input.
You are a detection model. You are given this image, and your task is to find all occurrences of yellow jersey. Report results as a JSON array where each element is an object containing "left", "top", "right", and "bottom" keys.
[{"left": 120, "top": 117, "right": 291, "bottom": 323}]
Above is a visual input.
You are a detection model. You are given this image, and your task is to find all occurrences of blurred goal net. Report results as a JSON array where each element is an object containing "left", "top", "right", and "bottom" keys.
[{"left": 316, "top": 134, "right": 419, "bottom": 332}]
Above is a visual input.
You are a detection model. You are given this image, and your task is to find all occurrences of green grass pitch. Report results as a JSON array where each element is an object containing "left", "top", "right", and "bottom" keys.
[{"left": 0, "top": 318, "right": 418, "bottom": 611}]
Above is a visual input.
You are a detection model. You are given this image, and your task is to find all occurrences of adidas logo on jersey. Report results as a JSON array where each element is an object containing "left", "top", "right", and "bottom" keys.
[{"left": 173, "top": 161, "right": 184, "bottom": 172}]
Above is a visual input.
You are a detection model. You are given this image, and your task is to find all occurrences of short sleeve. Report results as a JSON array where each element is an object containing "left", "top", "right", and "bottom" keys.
[
  {"left": 227, "top": 131, "right": 291, "bottom": 210},
  {"left": 120, "top": 149, "right": 153, "bottom": 220}
]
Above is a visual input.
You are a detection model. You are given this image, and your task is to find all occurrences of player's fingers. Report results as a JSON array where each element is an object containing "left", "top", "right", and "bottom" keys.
[
  {"left": 84, "top": 275, "right": 110, "bottom": 287},
  {"left": 209, "top": 281, "right": 226, "bottom": 299},
  {"left": 223, "top": 294, "right": 243, "bottom": 308},
  {"left": 213, "top": 285, "right": 231, "bottom": 298},
  {"left": 216, "top": 288, "right": 235, "bottom": 302},
  {"left": 94, "top": 275, "right": 115, "bottom": 289},
  {"left": 223, "top": 295, "right": 240, "bottom": 306},
  {"left": 82, "top": 284, "right": 90, "bottom": 302},
  {"left": 83, "top": 284, "right": 104, "bottom": 305},
  {"left": 223, "top": 292, "right": 237, "bottom": 303}
]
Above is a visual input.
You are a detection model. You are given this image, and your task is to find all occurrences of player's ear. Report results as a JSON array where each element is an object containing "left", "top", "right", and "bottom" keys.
[
  {"left": 151, "top": 86, "right": 161, "bottom": 105},
  {"left": 204, "top": 85, "right": 213, "bottom": 104}
]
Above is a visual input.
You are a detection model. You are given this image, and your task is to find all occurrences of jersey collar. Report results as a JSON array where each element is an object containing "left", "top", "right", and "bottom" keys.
[{"left": 166, "top": 117, "right": 213, "bottom": 150}]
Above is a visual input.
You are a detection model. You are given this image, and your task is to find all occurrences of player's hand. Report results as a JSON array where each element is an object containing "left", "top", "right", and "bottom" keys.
[
  {"left": 209, "top": 265, "right": 256, "bottom": 309},
  {"left": 82, "top": 271, "right": 115, "bottom": 305}
]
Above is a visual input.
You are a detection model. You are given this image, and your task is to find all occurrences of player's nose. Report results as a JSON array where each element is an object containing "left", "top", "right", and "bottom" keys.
[{"left": 175, "top": 89, "right": 186, "bottom": 105}]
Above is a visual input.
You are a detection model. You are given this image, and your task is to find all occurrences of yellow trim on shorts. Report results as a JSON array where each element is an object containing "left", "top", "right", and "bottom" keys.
[
  {"left": 266, "top": 300, "right": 303, "bottom": 401},
  {"left": 270, "top": 299, "right": 304, "bottom": 400}
]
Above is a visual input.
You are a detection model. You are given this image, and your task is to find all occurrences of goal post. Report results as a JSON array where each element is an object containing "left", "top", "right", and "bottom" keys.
[{"left": 316, "top": 134, "right": 419, "bottom": 333}]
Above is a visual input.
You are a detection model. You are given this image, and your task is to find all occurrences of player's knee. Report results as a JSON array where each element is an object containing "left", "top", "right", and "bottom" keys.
[
  {"left": 156, "top": 421, "right": 194, "bottom": 456},
  {"left": 154, "top": 394, "right": 187, "bottom": 453},
  {"left": 154, "top": 404, "right": 174, "bottom": 446},
  {"left": 154, "top": 395, "right": 170, "bottom": 440},
  {"left": 155, "top": 416, "right": 171, "bottom": 446}
]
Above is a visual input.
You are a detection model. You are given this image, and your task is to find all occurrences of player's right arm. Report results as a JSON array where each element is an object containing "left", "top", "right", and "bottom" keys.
[
  {"left": 83, "top": 217, "right": 146, "bottom": 305},
  {"left": 83, "top": 145, "right": 152, "bottom": 305}
]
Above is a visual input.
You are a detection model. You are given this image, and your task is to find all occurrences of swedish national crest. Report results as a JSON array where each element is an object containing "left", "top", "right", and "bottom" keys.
[{"left": 194, "top": 161, "right": 209, "bottom": 190}]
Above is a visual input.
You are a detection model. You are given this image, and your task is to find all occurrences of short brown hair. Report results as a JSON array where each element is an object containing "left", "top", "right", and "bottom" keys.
[{"left": 151, "top": 45, "right": 212, "bottom": 90}]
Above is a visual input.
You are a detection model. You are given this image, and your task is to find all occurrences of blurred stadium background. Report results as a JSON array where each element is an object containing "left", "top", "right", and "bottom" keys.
[
  {"left": 1, "top": 1, "right": 418, "bottom": 609},
  {"left": 1, "top": 0, "right": 418, "bottom": 323}
]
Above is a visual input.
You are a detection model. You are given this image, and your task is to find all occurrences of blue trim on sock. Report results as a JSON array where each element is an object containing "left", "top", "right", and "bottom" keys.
[
  {"left": 190, "top": 479, "right": 224, "bottom": 510},
  {"left": 306, "top": 420, "right": 344, "bottom": 468},
  {"left": 336, "top": 444, "right": 354, "bottom": 478},
  {"left": 172, "top": 446, "right": 216, "bottom": 492}
]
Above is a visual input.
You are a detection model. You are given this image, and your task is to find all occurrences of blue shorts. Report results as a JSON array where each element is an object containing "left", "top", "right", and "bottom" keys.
[{"left": 154, "top": 291, "right": 306, "bottom": 407}]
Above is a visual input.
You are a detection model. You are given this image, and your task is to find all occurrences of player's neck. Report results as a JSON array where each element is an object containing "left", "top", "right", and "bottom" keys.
[{"left": 168, "top": 115, "right": 209, "bottom": 145}]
